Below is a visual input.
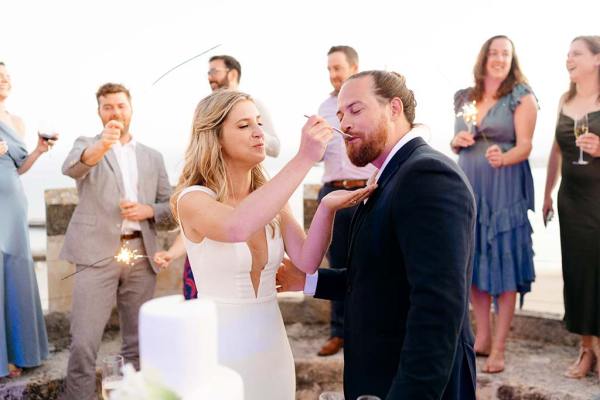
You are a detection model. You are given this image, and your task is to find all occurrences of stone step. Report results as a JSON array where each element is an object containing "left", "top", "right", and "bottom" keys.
[
  {"left": 1, "top": 322, "right": 598, "bottom": 400},
  {"left": 4, "top": 295, "right": 597, "bottom": 399}
]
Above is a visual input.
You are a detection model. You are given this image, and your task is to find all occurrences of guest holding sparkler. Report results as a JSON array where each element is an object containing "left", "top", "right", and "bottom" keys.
[
  {"left": 450, "top": 35, "right": 538, "bottom": 373},
  {"left": 59, "top": 83, "right": 172, "bottom": 400},
  {"left": 543, "top": 35, "right": 600, "bottom": 380},
  {"left": 0, "top": 61, "right": 53, "bottom": 378}
]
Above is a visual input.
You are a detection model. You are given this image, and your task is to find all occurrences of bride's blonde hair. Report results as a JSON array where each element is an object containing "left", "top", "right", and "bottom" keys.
[{"left": 171, "top": 90, "right": 273, "bottom": 227}]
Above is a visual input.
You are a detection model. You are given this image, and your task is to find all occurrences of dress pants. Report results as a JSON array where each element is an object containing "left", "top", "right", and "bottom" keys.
[{"left": 62, "top": 238, "right": 156, "bottom": 400}]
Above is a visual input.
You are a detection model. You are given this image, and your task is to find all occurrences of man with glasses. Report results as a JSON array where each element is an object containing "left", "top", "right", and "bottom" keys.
[{"left": 207, "top": 55, "right": 280, "bottom": 157}]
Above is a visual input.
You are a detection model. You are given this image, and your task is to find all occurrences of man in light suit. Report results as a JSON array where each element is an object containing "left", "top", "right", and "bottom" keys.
[
  {"left": 60, "top": 83, "right": 172, "bottom": 400},
  {"left": 278, "top": 71, "right": 477, "bottom": 399}
]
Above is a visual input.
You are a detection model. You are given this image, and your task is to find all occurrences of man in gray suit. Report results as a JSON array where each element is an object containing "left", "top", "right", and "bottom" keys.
[{"left": 60, "top": 83, "right": 172, "bottom": 400}]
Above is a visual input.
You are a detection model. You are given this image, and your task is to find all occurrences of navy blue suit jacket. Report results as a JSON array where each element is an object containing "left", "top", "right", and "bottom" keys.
[{"left": 315, "top": 137, "right": 477, "bottom": 400}]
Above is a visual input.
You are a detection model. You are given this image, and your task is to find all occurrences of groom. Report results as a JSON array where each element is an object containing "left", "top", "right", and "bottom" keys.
[{"left": 277, "top": 70, "right": 477, "bottom": 399}]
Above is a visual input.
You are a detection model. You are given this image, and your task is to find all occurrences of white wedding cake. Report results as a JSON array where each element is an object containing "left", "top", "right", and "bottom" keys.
[{"left": 139, "top": 295, "right": 244, "bottom": 399}]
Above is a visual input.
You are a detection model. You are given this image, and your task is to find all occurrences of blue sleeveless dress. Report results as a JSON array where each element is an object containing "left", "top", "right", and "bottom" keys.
[
  {"left": 0, "top": 120, "right": 48, "bottom": 376},
  {"left": 453, "top": 84, "right": 536, "bottom": 305}
]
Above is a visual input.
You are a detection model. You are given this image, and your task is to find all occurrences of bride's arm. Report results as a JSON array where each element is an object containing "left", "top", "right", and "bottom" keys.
[
  {"left": 280, "top": 183, "right": 376, "bottom": 274},
  {"left": 179, "top": 117, "right": 332, "bottom": 243}
]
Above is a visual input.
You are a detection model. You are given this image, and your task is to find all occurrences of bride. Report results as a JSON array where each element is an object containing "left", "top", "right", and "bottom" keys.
[{"left": 171, "top": 90, "right": 375, "bottom": 399}]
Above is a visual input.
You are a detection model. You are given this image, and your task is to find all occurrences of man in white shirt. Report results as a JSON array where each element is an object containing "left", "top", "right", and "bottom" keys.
[
  {"left": 316, "top": 46, "right": 376, "bottom": 356},
  {"left": 60, "top": 83, "right": 172, "bottom": 400}
]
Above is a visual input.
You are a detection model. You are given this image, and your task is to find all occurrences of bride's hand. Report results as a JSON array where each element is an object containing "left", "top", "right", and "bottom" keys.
[
  {"left": 321, "top": 183, "right": 377, "bottom": 212},
  {"left": 0, "top": 140, "right": 7, "bottom": 156},
  {"left": 321, "top": 169, "right": 378, "bottom": 212},
  {"left": 298, "top": 115, "right": 333, "bottom": 163}
]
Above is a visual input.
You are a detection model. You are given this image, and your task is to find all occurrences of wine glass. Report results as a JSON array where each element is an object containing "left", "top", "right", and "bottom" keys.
[
  {"left": 36, "top": 119, "right": 59, "bottom": 159},
  {"left": 319, "top": 391, "right": 345, "bottom": 400},
  {"left": 101, "top": 354, "right": 124, "bottom": 400},
  {"left": 37, "top": 119, "right": 59, "bottom": 142},
  {"left": 573, "top": 114, "right": 589, "bottom": 165}
]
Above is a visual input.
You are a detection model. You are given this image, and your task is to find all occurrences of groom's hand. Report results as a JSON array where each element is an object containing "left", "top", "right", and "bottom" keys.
[{"left": 276, "top": 257, "right": 307, "bottom": 292}]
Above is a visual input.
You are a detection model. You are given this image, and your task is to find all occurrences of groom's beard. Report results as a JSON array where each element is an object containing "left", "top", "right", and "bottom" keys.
[{"left": 346, "top": 117, "right": 387, "bottom": 167}]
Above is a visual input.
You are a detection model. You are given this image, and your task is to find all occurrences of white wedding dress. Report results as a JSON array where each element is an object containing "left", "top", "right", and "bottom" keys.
[{"left": 177, "top": 186, "right": 295, "bottom": 400}]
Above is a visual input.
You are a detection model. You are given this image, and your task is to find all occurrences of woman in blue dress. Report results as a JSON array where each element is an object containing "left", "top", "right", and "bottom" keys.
[
  {"left": 450, "top": 36, "right": 538, "bottom": 373},
  {"left": 0, "top": 62, "right": 55, "bottom": 377}
]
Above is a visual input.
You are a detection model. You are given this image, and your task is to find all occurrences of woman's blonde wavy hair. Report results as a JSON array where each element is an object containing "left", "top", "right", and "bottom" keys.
[{"left": 171, "top": 90, "right": 273, "bottom": 229}]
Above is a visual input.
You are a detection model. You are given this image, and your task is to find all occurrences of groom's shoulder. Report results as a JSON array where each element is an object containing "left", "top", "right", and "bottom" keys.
[
  {"left": 404, "top": 142, "right": 460, "bottom": 175},
  {"left": 396, "top": 143, "right": 471, "bottom": 194}
]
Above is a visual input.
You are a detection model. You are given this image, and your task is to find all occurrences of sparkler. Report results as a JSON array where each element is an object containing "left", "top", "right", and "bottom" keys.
[
  {"left": 456, "top": 100, "right": 489, "bottom": 143},
  {"left": 152, "top": 44, "right": 222, "bottom": 85},
  {"left": 114, "top": 244, "right": 147, "bottom": 265},
  {"left": 456, "top": 100, "right": 478, "bottom": 135},
  {"left": 62, "top": 242, "right": 149, "bottom": 280}
]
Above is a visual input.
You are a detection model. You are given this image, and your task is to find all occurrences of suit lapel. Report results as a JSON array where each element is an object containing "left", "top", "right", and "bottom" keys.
[
  {"left": 135, "top": 144, "right": 147, "bottom": 203},
  {"left": 104, "top": 146, "right": 126, "bottom": 199},
  {"left": 346, "top": 137, "right": 427, "bottom": 262}
]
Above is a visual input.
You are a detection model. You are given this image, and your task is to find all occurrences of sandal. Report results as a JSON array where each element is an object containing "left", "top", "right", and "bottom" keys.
[{"left": 564, "top": 346, "right": 595, "bottom": 379}]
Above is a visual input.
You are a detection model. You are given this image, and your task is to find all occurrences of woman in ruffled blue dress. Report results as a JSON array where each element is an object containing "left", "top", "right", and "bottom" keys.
[
  {"left": 0, "top": 62, "right": 55, "bottom": 377},
  {"left": 450, "top": 36, "right": 538, "bottom": 374}
]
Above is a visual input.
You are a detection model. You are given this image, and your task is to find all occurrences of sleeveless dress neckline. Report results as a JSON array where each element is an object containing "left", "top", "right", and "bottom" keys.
[{"left": 176, "top": 185, "right": 295, "bottom": 399}]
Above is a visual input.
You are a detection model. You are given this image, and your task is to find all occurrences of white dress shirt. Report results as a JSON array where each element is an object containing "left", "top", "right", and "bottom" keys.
[
  {"left": 111, "top": 139, "right": 141, "bottom": 234},
  {"left": 304, "top": 124, "right": 429, "bottom": 295}
]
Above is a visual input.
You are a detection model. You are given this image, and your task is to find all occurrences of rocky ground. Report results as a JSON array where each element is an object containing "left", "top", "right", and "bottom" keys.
[{"left": 2, "top": 299, "right": 600, "bottom": 399}]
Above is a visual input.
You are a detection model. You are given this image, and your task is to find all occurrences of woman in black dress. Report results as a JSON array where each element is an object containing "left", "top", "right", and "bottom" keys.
[{"left": 543, "top": 35, "right": 600, "bottom": 380}]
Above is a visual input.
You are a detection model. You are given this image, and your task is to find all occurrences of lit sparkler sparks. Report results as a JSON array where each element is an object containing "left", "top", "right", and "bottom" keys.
[
  {"left": 456, "top": 100, "right": 478, "bottom": 134},
  {"left": 62, "top": 243, "right": 149, "bottom": 280},
  {"left": 115, "top": 244, "right": 147, "bottom": 265}
]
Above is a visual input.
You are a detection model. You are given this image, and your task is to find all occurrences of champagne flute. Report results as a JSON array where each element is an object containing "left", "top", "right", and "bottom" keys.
[
  {"left": 573, "top": 114, "right": 589, "bottom": 165},
  {"left": 357, "top": 396, "right": 382, "bottom": 400},
  {"left": 101, "top": 354, "right": 124, "bottom": 400}
]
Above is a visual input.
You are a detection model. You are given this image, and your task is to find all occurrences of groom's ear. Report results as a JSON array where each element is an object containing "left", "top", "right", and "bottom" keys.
[{"left": 389, "top": 97, "right": 404, "bottom": 119}]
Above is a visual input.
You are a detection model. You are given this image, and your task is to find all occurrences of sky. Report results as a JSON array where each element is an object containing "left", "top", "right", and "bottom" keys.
[{"left": 1, "top": 0, "right": 599, "bottom": 229}]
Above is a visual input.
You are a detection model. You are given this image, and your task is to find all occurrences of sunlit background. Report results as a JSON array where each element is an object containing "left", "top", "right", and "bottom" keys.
[{"left": 3, "top": 0, "right": 599, "bottom": 277}]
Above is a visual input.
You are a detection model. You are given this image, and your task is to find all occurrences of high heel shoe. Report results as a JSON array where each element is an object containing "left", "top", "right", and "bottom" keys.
[
  {"left": 591, "top": 338, "right": 600, "bottom": 380},
  {"left": 564, "top": 345, "right": 596, "bottom": 379}
]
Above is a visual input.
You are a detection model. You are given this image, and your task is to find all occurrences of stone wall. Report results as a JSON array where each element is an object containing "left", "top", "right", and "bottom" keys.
[
  {"left": 44, "top": 188, "right": 184, "bottom": 313},
  {"left": 303, "top": 184, "right": 320, "bottom": 231}
]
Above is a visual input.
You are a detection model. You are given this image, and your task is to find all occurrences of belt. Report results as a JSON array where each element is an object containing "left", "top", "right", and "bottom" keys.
[
  {"left": 120, "top": 231, "right": 142, "bottom": 241},
  {"left": 327, "top": 179, "right": 368, "bottom": 189}
]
